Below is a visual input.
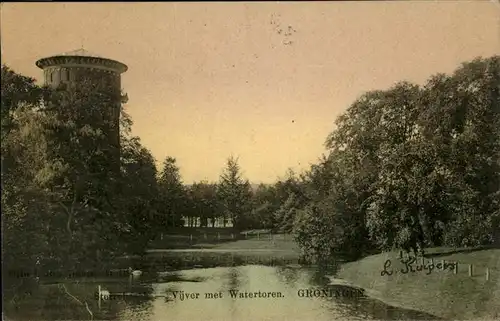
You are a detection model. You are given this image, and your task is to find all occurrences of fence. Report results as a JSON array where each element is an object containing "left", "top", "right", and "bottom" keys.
[{"left": 152, "top": 230, "right": 291, "bottom": 248}]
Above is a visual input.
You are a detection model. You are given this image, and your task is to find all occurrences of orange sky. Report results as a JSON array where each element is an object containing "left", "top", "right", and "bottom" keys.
[{"left": 1, "top": 2, "right": 499, "bottom": 184}]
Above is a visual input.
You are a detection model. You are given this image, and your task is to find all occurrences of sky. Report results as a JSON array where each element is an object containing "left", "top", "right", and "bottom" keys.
[{"left": 1, "top": 1, "right": 499, "bottom": 184}]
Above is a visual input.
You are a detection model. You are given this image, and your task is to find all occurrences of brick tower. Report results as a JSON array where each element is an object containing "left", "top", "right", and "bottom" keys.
[{"left": 35, "top": 49, "right": 128, "bottom": 165}]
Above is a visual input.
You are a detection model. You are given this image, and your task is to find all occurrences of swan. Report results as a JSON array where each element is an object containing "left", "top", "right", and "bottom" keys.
[
  {"left": 98, "top": 285, "right": 110, "bottom": 300},
  {"left": 128, "top": 267, "right": 142, "bottom": 277}
]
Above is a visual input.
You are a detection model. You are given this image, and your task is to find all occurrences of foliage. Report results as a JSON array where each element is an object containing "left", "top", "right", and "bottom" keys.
[
  {"left": 217, "top": 156, "right": 253, "bottom": 229},
  {"left": 2, "top": 65, "right": 157, "bottom": 273},
  {"left": 293, "top": 200, "right": 344, "bottom": 263},
  {"left": 1, "top": 66, "right": 55, "bottom": 271},
  {"left": 187, "top": 181, "right": 219, "bottom": 227},
  {"left": 157, "top": 157, "right": 186, "bottom": 228},
  {"left": 119, "top": 135, "right": 160, "bottom": 254},
  {"left": 272, "top": 169, "right": 305, "bottom": 231},
  {"left": 248, "top": 184, "right": 277, "bottom": 229},
  {"left": 294, "top": 151, "right": 373, "bottom": 262},
  {"left": 418, "top": 56, "right": 500, "bottom": 246},
  {"left": 1, "top": 65, "right": 45, "bottom": 139},
  {"left": 295, "top": 55, "right": 500, "bottom": 262},
  {"left": 3, "top": 55, "right": 499, "bottom": 276}
]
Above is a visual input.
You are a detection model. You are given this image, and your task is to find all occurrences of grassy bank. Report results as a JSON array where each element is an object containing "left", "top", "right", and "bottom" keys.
[
  {"left": 337, "top": 247, "right": 500, "bottom": 320},
  {"left": 140, "top": 232, "right": 300, "bottom": 270},
  {"left": 147, "top": 233, "right": 300, "bottom": 258},
  {"left": 149, "top": 228, "right": 297, "bottom": 252},
  {"left": 211, "top": 234, "right": 298, "bottom": 251}
]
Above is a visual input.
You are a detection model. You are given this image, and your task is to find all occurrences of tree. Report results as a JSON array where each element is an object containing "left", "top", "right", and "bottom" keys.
[
  {"left": 36, "top": 78, "right": 125, "bottom": 267},
  {"left": 294, "top": 150, "right": 374, "bottom": 262},
  {"left": 1, "top": 65, "right": 47, "bottom": 200},
  {"left": 119, "top": 135, "right": 160, "bottom": 254},
  {"left": 189, "top": 181, "right": 219, "bottom": 227},
  {"left": 297, "top": 56, "right": 500, "bottom": 262},
  {"left": 157, "top": 157, "right": 186, "bottom": 228},
  {"left": 1, "top": 65, "right": 45, "bottom": 139},
  {"left": 2, "top": 105, "right": 54, "bottom": 272},
  {"left": 2, "top": 65, "right": 134, "bottom": 274},
  {"left": 293, "top": 200, "right": 346, "bottom": 264},
  {"left": 272, "top": 169, "right": 308, "bottom": 232},
  {"left": 1, "top": 66, "right": 70, "bottom": 273},
  {"left": 249, "top": 184, "right": 277, "bottom": 229},
  {"left": 365, "top": 139, "right": 438, "bottom": 253},
  {"left": 217, "top": 156, "right": 253, "bottom": 229},
  {"left": 418, "top": 56, "right": 500, "bottom": 246},
  {"left": 273, "top": 193, "right": 299, "bottom": 233}
]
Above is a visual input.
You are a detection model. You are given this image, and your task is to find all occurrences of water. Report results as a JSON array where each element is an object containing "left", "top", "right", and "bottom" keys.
[{"left": 4, "top": 253, "right": 442, "bottom": 321}]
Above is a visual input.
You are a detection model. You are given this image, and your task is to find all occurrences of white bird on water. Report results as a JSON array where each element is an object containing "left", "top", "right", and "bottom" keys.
[{"left": 128, "top": 267, "right": 142, "bottom": 277}]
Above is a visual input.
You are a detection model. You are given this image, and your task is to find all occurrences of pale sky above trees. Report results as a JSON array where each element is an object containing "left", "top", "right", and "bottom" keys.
[{"left": 1, "top": 1, "right": 499, "bottom": 183}]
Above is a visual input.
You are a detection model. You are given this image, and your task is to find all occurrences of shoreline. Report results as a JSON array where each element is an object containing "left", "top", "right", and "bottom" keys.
[
  {"left": 328, "top": 275, "right": 443, "bottom": 319},
  {"left": 8, "top": 235, "right": 499, "bottom": 320}
]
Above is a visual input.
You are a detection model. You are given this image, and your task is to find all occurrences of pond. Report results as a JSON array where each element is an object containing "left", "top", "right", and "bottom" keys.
[{"left": 4, "top": 252, "right": 442, "bottom": 321}]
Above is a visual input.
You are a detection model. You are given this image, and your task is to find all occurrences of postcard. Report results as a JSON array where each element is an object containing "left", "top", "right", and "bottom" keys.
[{"left": 2, "top": 2, "right": 499, "bottom": 320}]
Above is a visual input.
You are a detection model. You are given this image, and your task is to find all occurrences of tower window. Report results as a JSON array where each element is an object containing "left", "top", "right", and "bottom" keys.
[
  {"left": 50, "top": 71, "right": 53, "bottom": 82},
  {"left": 66, "top": 70, "right": 70, "bottom": 81}
]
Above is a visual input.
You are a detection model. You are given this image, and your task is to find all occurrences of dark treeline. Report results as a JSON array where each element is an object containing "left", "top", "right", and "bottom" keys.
[
  {"left": 0, "top": 63, "right": 305, "bottom": 275},
  {"left": 292, "top": 56, "right": 500, "bottom": 262},
  {"left": 2, "top": 56, "right": 499, "bottom": 276}
]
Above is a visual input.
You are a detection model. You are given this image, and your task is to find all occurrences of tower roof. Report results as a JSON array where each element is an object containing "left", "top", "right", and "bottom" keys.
[
  {"left": 35, "top": 48, "right": 128, "bottom": 73},
  {"left": 58, "top": 48, "right": 103, "bottom": 58}
]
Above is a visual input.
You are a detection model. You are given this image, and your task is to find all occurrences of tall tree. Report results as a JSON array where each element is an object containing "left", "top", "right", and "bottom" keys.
[
  {"left": 418, "top": 56, "right": 500, "bottom": 246},
  {"left": 2, "top": 104, "right": 54, "bottom": 272},
  {"left": 34, "top": 78, "right": 125, "bottom": 268},
  {"left": 157, "top": 157, "right": 186, "bottom": 228},
  {"left": 2, "top": 66, "right": 126, "bottom": 272},
  {"left": 217, "top": 156, "right": 252, "bottom": 229},
  {"left": 296, "top": 56, "right": 500, "bottom": 262},
  {"left": 119, "top": 135, "right": 159, "bottom": 254}
]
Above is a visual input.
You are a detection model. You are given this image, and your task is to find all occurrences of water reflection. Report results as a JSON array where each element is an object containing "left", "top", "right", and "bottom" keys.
[{"left": 4, "top": 255, "right": 442, "bottom": 321}]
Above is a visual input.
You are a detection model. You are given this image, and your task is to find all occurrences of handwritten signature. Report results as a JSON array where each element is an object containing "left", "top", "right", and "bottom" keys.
[{"left": 380, "top": 257, "right": 457, "bottom": 276}]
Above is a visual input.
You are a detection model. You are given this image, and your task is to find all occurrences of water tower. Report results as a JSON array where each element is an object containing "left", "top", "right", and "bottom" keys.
[{"left": 36, "top": 49, "right": 128, "bottom": 164}]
